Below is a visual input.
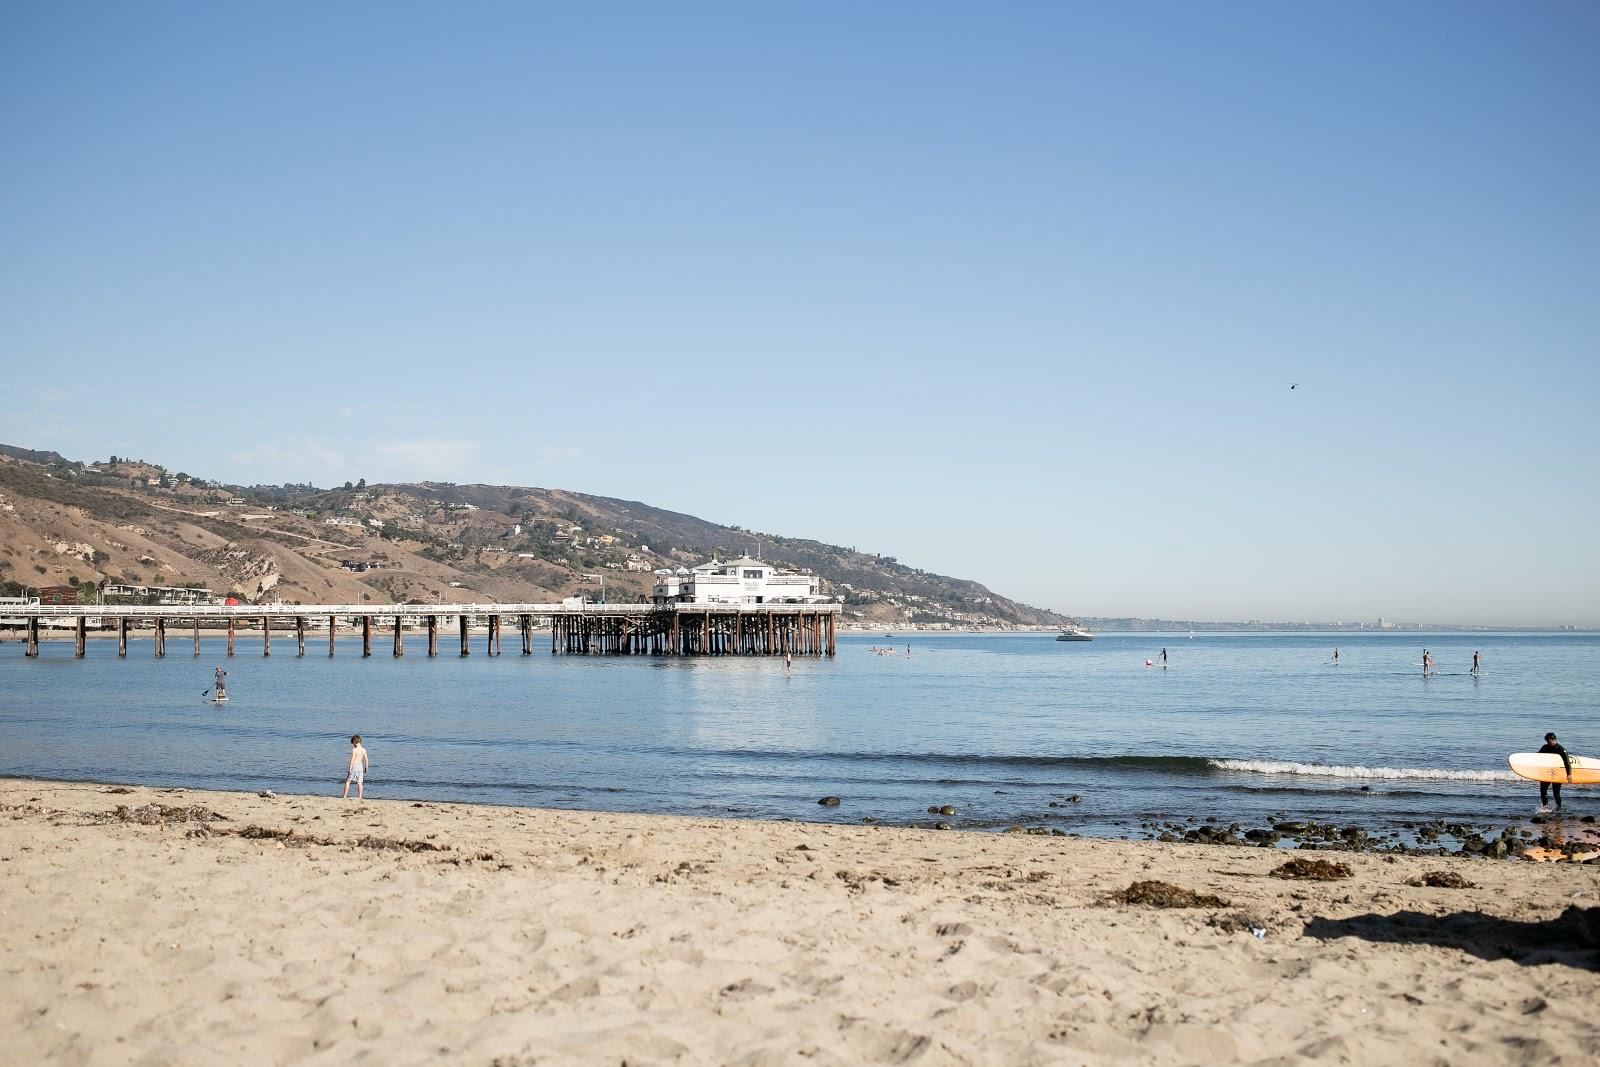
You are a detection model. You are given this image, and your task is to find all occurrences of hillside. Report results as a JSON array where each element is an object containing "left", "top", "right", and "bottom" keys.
[{"left": 0, "top": 445, "right": 1070, "bottom": 630}]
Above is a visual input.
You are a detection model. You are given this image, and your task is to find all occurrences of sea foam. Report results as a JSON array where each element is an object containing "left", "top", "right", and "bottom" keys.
[{"left": 1209, "top": 759, "right": 1512, "bottom": 782}]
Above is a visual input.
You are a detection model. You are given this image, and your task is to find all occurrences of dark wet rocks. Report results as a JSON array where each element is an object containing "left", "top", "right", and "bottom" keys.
[
  {"left": 1003, "top": 825, "right": 1067, "bottom": 837},
  {"left": 1177, "top": 822, "right": 1258, "bottom": 847},
  {"left": 1109, "top": 880, "right": 1230, "bottom": 908},
  {"left": 1152, "top": 815, "right": 1526, "bottom": 858},
  {"left": 925, "top": 805, "right": 956, "bottom": 817},
  {"left": 1451, "top": 828, "right": 1521, "bottom": 859},
  {"left": 817, "top": 796, "right": 841, "bottom": 807},
  {"left": 1270, "top": 857, "right": 1353, "bottom": 881}
]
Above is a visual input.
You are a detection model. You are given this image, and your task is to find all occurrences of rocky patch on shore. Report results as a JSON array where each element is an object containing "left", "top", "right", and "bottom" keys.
[
  {"left": 1108, "top": 880, "right": 1230, "bottom": 908},
  {"left": 1136, "top": 814, "right": 1600, "bottom": 862}
]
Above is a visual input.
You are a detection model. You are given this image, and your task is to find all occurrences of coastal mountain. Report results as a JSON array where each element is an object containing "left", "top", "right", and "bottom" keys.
[{"left": 0, "top": 445, "right": 1069, "bottom": 629}]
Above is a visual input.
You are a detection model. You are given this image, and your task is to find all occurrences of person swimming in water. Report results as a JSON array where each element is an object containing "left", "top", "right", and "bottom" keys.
[{"left": 1538, "top": 732, "right": 1571, "bottom": 813}]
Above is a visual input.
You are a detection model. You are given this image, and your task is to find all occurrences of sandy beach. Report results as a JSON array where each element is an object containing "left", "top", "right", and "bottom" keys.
[{"left": 1, "top": 778, "right": 1596, "bottom": 1065}]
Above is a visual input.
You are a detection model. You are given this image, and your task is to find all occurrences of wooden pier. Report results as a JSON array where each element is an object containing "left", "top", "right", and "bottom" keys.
[{"left": 11, "top": 603, "right": 840, "bottom": 660}]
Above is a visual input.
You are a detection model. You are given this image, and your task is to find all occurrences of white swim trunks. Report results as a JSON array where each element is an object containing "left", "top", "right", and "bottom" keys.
[{"left": 347, "top": 763, "right": 364, "bottom": 786}]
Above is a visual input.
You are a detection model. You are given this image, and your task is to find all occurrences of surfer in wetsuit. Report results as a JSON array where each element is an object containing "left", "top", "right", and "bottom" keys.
[
  {"left": 1538, "top": 732, "right": 1570, "bottom": 812},
  {"left": 1160, "top": 648, "right": 1168, "bottom": 666}
]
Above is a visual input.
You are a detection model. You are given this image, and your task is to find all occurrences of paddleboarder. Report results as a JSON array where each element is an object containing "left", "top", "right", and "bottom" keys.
[
  {"left": 1471, "top": 651, "right": 1481, "bottom": 673},
  {"left": 1537, "top": 732, "right": 1571, "bottom": 812},
  {"left": 213, "top": 666, "right": 227, "bottom": 701}
]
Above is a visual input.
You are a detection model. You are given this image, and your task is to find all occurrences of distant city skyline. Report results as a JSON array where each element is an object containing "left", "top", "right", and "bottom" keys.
[{"left": 3, "top": 3, "right": 1596, "bottom": 626}]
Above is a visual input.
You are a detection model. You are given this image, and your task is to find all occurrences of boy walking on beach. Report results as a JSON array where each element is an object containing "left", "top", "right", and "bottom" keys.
[{"left": 343, "top": 735, "right": 370, "bottom": 800}]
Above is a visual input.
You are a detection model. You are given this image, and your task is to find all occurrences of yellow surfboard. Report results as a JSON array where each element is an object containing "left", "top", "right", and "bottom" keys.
[{"left": 1507, "top": 752, "right": 1600, "bottom": 785}]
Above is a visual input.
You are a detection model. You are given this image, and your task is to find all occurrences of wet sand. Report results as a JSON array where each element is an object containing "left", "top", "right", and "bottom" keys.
[{"left": 1, "top": 778, "right": 1596, "bottom": 1065}]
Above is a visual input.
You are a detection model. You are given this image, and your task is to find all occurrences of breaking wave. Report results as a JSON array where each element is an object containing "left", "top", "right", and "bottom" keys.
[{"left": 1208, "top": 759, "right": 1512, "bottom": 782}]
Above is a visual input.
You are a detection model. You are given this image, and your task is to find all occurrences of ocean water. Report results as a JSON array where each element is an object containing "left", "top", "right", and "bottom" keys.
[{"left": 2, "top": 630, "right": 1595, "bottom": 838}]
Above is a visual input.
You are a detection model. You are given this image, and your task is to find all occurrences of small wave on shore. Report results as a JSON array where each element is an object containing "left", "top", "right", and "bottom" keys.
[{"left": 1209, "top": 758, "right": 1512, "bottom": 782}]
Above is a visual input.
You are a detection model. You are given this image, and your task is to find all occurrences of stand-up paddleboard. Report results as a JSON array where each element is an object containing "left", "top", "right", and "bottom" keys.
[{"left": 1508, "top": 752, "right": 1600, "bottom": 785}]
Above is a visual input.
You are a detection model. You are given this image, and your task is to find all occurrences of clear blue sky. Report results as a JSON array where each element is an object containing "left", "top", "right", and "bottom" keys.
[{"left": 2, "top": 3, "right": 1596, "bottom": 625}]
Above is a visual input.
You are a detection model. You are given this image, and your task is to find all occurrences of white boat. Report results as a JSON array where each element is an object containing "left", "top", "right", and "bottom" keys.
[{"left": 1055, "top": 624, "right": 1095, "bottom": 642}]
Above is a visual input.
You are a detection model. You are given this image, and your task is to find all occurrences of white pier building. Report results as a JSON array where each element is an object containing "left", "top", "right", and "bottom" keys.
[{"left": 652, "top": 556, "right": 824, "bottom": 606}]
